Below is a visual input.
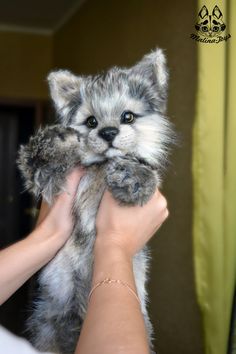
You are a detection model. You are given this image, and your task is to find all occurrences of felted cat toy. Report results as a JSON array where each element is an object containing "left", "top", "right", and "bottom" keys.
[{"left": 18, "top": 48, "right": 174, "bottom": 354}]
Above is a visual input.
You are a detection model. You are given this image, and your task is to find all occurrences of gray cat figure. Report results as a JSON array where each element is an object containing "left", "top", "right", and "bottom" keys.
[{"left": 18, "top": 48, "right": 174, "bottom": 354}]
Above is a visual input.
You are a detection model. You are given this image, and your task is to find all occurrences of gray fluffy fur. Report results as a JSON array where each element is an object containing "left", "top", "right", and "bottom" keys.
[{"left": 17, "top": 48, "right": 174, "bottom": 354}]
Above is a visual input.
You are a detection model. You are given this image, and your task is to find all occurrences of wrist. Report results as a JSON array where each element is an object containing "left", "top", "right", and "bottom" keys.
[
  {"left": 35, "top": 218, "right": 70, "bottom": 244},
  {"left": 94, "top": 237, "right": 132, "bottom": 262},
  {"left": 93, "top": 239, "right": 134, "bottom": 286},
  {"left": 29, "top": 227, "right": 64, "bottom": 259}
]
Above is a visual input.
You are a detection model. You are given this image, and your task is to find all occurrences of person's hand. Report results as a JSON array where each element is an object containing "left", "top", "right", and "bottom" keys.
[
  {"left": 95, "top": 189, "right": 168, "bottom": 258},
  {"left": 35, "top": 167, "right": 85, "bottom": 247}
]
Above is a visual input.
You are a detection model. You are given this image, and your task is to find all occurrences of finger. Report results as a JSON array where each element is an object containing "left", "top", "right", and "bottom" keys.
[
  {"left": 154, "top": 188, "right": 161, "bottom": 198},
  {"left": 101, "top": 189, "right": 118, "bottom": 205},
  {"left": 40, "top": 167, "right": 85, "bottom": 217},
  {"left": 164, "top": 208, "right": 169, "bottom": 219},
  {"left": 63, "top": 167, "right": 85, "bottom": 197},
  {"left": 159, "top": 195, "right": 168, "bottom": 210},
  {"left": 67, "top": 166, "right": 85, "bottom": 183},
  {"left": 36, "top": 200, "right": 50, "bottom": 226},
  {"left": 153, "top": 207, "right": 169, "bottom": 234}
]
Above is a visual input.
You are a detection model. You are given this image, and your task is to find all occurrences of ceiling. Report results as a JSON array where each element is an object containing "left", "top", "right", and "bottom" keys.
[{"left": 0, "top": 0, "right": 85, "bottom": 34}]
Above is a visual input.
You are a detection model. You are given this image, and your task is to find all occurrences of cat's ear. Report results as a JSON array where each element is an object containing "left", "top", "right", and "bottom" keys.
[
  {"left": 130, "top": 49, "right": 169, "bottom": 113},
  {"left": 212, "top": 5, "right": 223, "bottom": 19},
  {"left": 47, "top": 70, "right": 82, "bottom": 113},
  {"left": 131, "top": 48, "right": 168, "bottom": 92},
  {"left": 198, "top": 5, "right": 208, "bottom": 19}
]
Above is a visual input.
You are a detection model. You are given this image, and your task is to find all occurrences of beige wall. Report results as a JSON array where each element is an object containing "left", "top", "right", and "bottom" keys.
[
  {"left": 54, "top": 1, "right": 204, "bottom": 354},
  {"left": 0, "top": 31, "right": 52, "bottom": 99}
]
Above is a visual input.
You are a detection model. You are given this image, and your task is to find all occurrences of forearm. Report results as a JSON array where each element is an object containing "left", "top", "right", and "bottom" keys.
[
  {"left": 76, "top": 241, "right": 149, "bottom": 354},
  {"left": 0, "top": 226, "right": 61, "bottom": 305},
  {"left": 0, "top": 169, "right": 83, "bottom": 306}
]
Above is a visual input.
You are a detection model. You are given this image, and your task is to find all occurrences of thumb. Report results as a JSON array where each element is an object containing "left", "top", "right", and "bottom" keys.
[{"left": 63, "top": 166, "right": 85, "bottom": 198}]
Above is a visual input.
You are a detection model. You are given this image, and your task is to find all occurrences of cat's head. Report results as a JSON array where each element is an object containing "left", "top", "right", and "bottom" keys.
[
  {"left": 195, "top": 5, "right": 226, "bottom": 38},
  {"left": 48, "top": 49, "right": 173, "bottom": 168}
]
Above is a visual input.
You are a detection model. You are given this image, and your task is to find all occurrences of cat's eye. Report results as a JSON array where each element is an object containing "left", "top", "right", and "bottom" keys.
[
  {"left": 86, "top": 116, "right": 98, "bottom": 129},
  {"left": 202, "top": 26, "right": 208, "bottom": 32},
  {"left": 121, "top": 111, "right": 136, "bottom": 124},
  {"left": 213, "top": 26, "right": 219, "bottom": 32}
]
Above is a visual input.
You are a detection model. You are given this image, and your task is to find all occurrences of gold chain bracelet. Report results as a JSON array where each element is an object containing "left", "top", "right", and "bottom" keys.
[{"left": 88, "top": 278, "right": 141, "bottom": 305}]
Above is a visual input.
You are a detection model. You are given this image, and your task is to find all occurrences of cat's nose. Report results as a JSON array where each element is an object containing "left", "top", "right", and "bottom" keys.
[{"left": 98, "top": 127, "right": 119, "bottom": 142}]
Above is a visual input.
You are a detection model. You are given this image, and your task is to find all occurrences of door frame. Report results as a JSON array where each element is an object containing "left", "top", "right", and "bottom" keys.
[{"left": 0, "top": 97, "right": 49, "bottom": 127}]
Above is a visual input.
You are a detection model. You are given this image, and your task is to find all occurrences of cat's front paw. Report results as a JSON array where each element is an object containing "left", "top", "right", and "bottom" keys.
[
  {"left": 105, "top": 157, "right": 158, "bottom": 206},
  {"left": 18, "top": 125, "right": 81, "bottom": 201}
]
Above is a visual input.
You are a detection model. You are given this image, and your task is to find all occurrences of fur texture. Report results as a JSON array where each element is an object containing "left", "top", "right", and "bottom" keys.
[{"left": 17, "top": 48, "right": 174, "bottom": 354}]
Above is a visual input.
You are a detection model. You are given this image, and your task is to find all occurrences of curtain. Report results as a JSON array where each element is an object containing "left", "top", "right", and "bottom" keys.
[{"left": 192, "top": 0, "right": 236, "bottom": 353}]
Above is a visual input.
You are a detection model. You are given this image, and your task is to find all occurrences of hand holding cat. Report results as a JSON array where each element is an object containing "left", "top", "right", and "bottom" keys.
[
  {"left": 36, "top": 166, "right": 168, "bottom": 257},
  {"left": 36, "top": 166, "right": 85, "bottom": 248},
  {"left": 95, "top": 188, "right": 168, "bottom": 258}
]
